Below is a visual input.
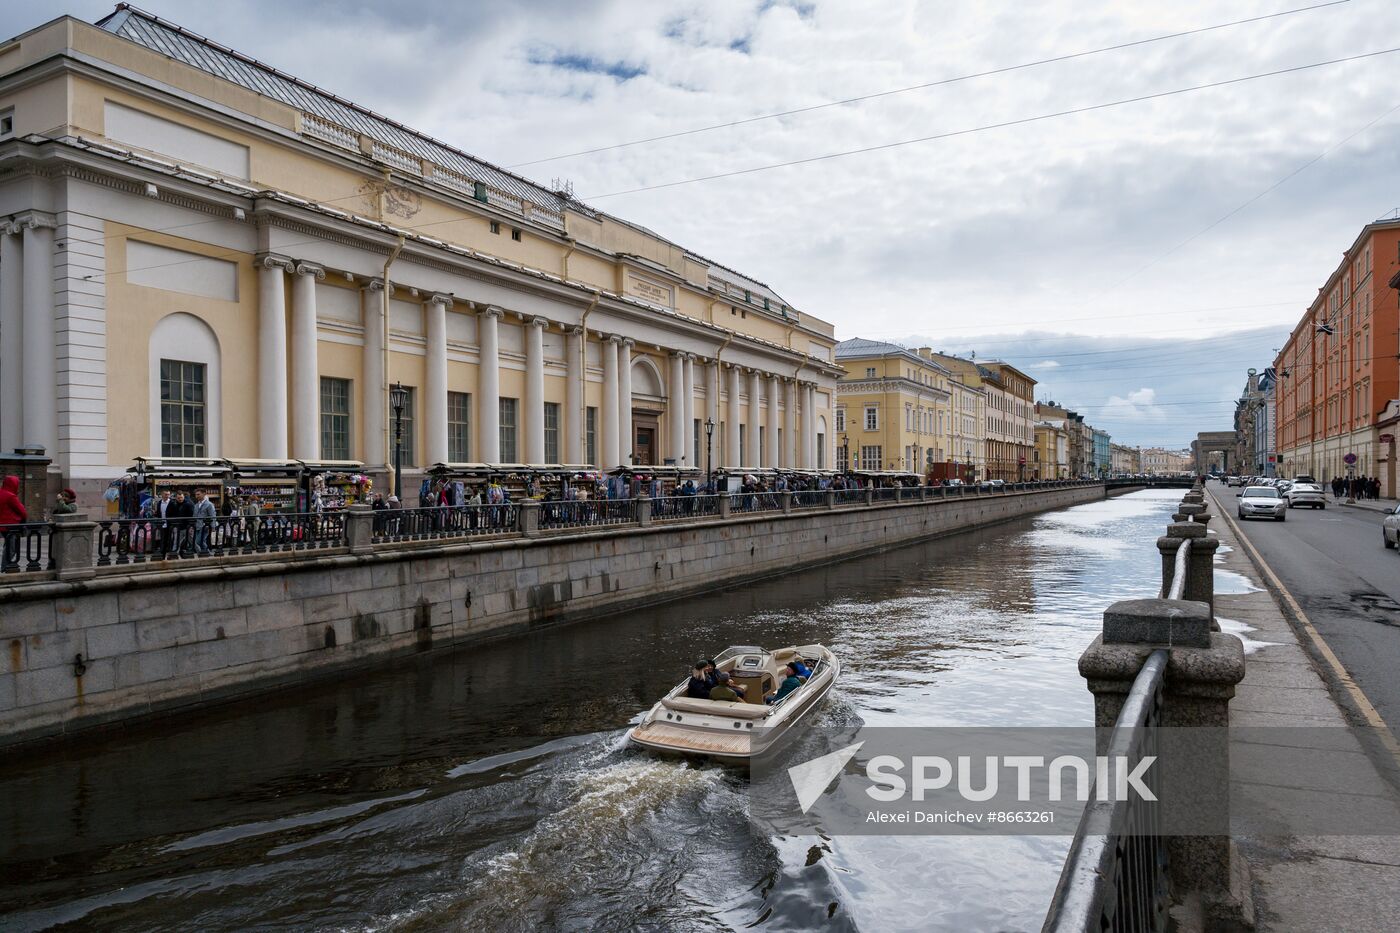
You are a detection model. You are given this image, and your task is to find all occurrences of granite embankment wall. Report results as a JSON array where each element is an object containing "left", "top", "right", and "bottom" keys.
[{"left": 0, "top": 484, "right": 1103, "bottom": 747}]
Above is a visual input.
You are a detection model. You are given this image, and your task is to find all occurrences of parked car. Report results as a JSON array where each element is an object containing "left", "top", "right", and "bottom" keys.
[
  {"left": 1383, "top": 505, "right": 1400, "bottom": 549},
  {"left": 1238, "top": 485, "right": 1287, "bottom": 521},
  {"left": 1226, "top": 476, "right": 1243, "bottom": 487},
  {"left": 1285, "top": 483, "right": 1324, "bottom": 509},
  {"left": 1294, "top": 474, "right": 1317, "bottom": 485}
]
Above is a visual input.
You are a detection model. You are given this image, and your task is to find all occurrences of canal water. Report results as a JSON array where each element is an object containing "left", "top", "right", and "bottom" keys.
[{"left": 0, "top": 489, "right": 1181, "bottom": 932}]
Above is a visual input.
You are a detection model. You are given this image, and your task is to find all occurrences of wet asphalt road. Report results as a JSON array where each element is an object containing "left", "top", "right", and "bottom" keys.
[{"left": 1213, "top": 483, "right": 1400, "bottom": 730}]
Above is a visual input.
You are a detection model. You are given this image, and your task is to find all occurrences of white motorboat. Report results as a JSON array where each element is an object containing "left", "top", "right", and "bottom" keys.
[{"left": 627, "top": 644, "right": 840, "bottom": 765}]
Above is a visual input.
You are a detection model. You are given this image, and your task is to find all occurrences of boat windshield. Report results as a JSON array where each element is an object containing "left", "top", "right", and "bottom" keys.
[{"left": 712, "top": 646, "right": 765, "bottom": 665}]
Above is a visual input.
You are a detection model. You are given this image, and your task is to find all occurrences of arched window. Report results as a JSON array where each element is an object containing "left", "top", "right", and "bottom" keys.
[{"left": 148, "top": 312, "right": 221, "bottom": 457}]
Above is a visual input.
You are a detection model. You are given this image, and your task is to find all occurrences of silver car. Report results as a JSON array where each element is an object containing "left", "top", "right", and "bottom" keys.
[
  {"left": 1383, "top": 505, "right": 1400, "bottom": 549},
  {"left": 1285, "top": 482, "right": 1325, "bottom": 509},
  {"left": 1238, "top": 485, "right": 1287, "bottom": 522}
]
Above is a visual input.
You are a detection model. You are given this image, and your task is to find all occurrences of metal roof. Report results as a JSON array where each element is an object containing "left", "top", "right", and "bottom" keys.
[
  {"left": 93, "top": 4, "right": 803, "bottom": 316},
  {"left": 97, "top": 5, "right": 578, "bottom": 219}
]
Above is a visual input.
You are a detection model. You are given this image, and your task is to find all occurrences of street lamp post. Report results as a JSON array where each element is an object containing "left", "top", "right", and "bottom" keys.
[
  {"left": 704, "top": 418, "right": 715, "bottom": 492},
  {"left": 390, "top": 381, "right": 407, "bottom": 502},
  {"left": 841, "top": 434, "right": 850, "bottom": 473}
]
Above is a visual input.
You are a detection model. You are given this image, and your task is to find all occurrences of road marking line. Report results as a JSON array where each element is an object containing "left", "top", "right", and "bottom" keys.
[{"left": 1215, "top": 492, "right": 1400, "bottom": 765}]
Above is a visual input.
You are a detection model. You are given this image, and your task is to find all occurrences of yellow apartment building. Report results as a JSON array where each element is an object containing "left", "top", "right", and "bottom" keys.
[
  {"left": 1034, "top": 421, "right": 1069, "bottom": 479},
  {"left": 924, "top": 353, "right": 1035, "bottom": 481},
  {"left": 833, "top": 339, "right": 958, "bottom": 474},
  {"left": 0, "top": 7, "right": 842, "bottom": 501}
]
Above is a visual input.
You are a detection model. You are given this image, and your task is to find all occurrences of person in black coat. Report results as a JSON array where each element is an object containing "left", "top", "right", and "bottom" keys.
[{"left": 169, "top": 490, "right": 196, "bottom": 555}]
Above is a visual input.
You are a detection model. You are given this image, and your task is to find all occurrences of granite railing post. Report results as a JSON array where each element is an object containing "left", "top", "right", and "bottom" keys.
[
  {"left": 779, "top": 490, "right": 793, "bottom": 514},
  {"left": 894, "top": 486, "right": 903, "bottom": 502},
  {"left": 636, "top": 493, "right": 652, "bottom": 527},
  {"left": 864, "top": 487, "right": 875, "bottom": 506},
  {"left": 824, "top": 489, "right": 836, "bottom": 510},
  {"left": 1158, "top": 521, "right": 1218, "bottom": 616},
  {"left": 344, "top": 504, "right": 374, "bottom": 554},
  {"left": 1078, "top": 598, "right": 1249, "bottom": 928},
  {"left": 719, "top": 491, "right": 733, "bottom": 518},
  {"left": 51, "top": 512, "right": 96, "bottom": 581},
  {"left": 518, "top": 499, "right": 541, "bottom": 537}
]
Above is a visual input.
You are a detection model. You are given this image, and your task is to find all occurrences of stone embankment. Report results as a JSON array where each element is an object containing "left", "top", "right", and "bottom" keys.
[{"left": 0, "top": 483, "right": 1103, "bottom": 747}]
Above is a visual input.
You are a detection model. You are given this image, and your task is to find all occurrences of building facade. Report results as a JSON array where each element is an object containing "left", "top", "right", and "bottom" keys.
[
  {"left": 1033, "top": 421, "right": 1068, "bottom": 479},
  {"left": 1036, "top": 400, "right": 1091, "bottom": 477},
  {"left": 1109, "top": 443, "right": 1140, "bottom": 474},
  {"left": 0, "top": 9, "right": 841, "bottom": 502},
  {"left": 930, "top": 355, "right": 1035, "bottom": 481},
  {"left": 1091, "top": 429, "right": 1112, "bottom": 476},
  {"left": 833, "top": 339, "right": 954, "bottom": 473},
  {"left": 1274, "top": 216, "right": 1400, "bottom": 489},
  {"left": 1141, "top": 446, "right": 1192, "bottom": 474}
]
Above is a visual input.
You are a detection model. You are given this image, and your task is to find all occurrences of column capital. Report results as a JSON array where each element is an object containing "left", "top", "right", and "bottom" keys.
[
  {"left": 256, "top": 252, "right": 295, "bottom": 272},
  {"left": 607, "top": 334, "right": 623, "bottom": 345},
  {"left": 427, "top": 292, "right": 454, "bottom": 308},
  {"left": 568, "top": 325, "right": 585, "bottom": 336},
  {"left": 528, "top": 315, "right": 549, "bottom": 328},
  {"left": 293, "top": 261, "right": 326, "bottom": 280},
  {"left": 480, "top": 305, "right": 505, "bottom": 320},
  {"left": 621, "top": 337, "right": 636, "bottom": 347},
  {"left": 363, "top": 277, "right": 391, "bottom": 294},
  {"left": 12, "top": 210, "right": 56, "bottom": 232}
]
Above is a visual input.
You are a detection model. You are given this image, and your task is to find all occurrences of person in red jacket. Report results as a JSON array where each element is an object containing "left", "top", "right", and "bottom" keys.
[{"left": 0, "top": 475, "right": 27, "bottom": 569}]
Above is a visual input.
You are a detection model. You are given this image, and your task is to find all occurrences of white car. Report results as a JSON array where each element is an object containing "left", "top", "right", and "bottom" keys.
[
  {"left": 1384, "top": 505, "right": 1400, "bottom": 549},
  {"left": 1285, "top": 483, "right": 1324, "bottom": 509},
  {"left": 1238, "top": 485, "right": 1287, "bottom": 522}
]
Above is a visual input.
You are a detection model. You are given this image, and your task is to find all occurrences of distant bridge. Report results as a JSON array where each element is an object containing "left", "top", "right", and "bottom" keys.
[{"left": 1105, "top": 477, "right": 1195, "bottom": 491}]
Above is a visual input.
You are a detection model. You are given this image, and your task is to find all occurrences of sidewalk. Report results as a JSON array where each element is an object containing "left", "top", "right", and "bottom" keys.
[
  {"left": 1207, "top": 486, "right": 1400, "bottom": 931},
  {"left": 1332, "top": 495, "right": 1397, "bottom": 514}
]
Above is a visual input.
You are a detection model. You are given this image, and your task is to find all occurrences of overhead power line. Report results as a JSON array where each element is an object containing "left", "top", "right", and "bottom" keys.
[
  {"left": 509, "top": 0, "right": 1350, "bottom": 168},
  {"left": 582, "top": 45, "right": 1400, "bottom": 200}
]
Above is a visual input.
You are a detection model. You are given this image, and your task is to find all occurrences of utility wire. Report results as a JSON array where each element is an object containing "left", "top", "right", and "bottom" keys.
[
  {"left": 581, "top": 45, "right": 1400, "bottom": 200},
  {"left": 508, "top": 0, "right": 1350, "bottom": 168}
]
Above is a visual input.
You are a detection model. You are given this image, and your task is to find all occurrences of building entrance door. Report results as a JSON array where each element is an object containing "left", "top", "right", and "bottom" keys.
[{"left": 631, "top": 412, "right": 659, "bottom": 465}]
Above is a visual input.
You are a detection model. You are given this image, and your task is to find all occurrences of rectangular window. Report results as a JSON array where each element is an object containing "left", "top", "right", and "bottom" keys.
[
  {"left": 499, "top": 397, "right": 518, "bottom": 462},
  {"left": 865, "top": 367, "right": 876, "bottom": 379},
  {"left": 836, "top": 443, "right": 849, "bottom": 470},
  {"left": 319, "top": 376, "right": 352, "bottom": 460},
  {"left": 693, "top": 418, "right": 701, "bottom": 467},
  {"left": 835, "top": 408, "right": 846, "bottom": 432},
  {"left": 860, "top": 445, "right": 882, "bottom": 471},
  {"left": 586, "top": 406, "right": 597, "bottom": 465},
  {"left": 544, "top": 402, "right": 560, "bottom": 463},
  {"left": 759, "top": 426, "right": 766, "bottom": 464},
  {"left": 739, "top": 424, "right": 747, "bottom": 461},
  {"left": 397, "top": 386, "right": 417, "bottom": 467},
  {"left": 817, "top": 434, "right": 825, "bottom": 469},
  {"left": 159, "top": 359, "right": 206, "bottom": 457},
  {"left": 448, "top": 391, "right": 471, "bottom": 462},
  {"left": 864, "top": 406, "right": 878, "bottom": 431}
]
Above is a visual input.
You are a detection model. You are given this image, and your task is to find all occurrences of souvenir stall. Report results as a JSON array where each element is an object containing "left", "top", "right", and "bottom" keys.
[{"left": 108, "top": 458, "right": 234, "bottom": 518}]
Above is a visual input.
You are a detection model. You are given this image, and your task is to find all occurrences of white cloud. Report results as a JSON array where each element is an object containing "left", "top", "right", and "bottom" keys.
[
  {"left": 1030, "top": 360, "right": 1061, "bottom": 370},
  {"left": 1101, "top": 388, "right": 1167, "bottom": 424}
]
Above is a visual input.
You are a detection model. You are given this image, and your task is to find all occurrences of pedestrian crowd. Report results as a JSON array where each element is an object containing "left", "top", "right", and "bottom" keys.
[{"left": 1331, "top": 475, "right": 1382, "bottom": 500}]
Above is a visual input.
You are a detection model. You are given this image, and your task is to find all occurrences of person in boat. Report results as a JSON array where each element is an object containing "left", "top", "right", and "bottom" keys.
[
  {"left": 766, "top": 662, "right": 804, "bottom": 705},
  {"left": 686, "top": 661, "right": 712, "bottom": 699},
  {"left": 708, "top": 671, "right": 744, "bottom": 702},
  {"left": 790, "top": 657, "right": 812, "bottom": 681},
  {"left": 703, "top": 659, "right": 746, "bottom": 700}
]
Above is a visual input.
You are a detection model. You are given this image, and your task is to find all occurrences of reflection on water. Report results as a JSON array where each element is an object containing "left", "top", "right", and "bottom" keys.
[{"left": 0, "top": 490, "right": 1181, "bottom": 932}]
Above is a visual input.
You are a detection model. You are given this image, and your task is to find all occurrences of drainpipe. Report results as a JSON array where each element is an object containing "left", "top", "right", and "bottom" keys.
[
  {"left": 381, "top": 235, "right": 404, "bottom": 478},
  {"left": 562, "top": 235, "right": 577, "bottom": 281},
  {"left": 579, "top": 289, "right": 601, "bottom": 456}
]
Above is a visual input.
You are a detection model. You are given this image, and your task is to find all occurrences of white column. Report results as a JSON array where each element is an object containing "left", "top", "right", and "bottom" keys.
[
  {"left": 746, "top": 369, "right": 761, "bottom": 466},
  {"left": 478, "top": 307, "right": 501, "bottom": 462},
  {"left": 0, "top": 227, "right": 22, "bottom": 453},
  {"left": 726, "top": 364, "right": 741, "bottom": 468},
  {"left": 767, "top": 374, "right": 781, "bottom": 470},
  {"left": 784, "top": 378, "right": 797, "bottom": 469},
  {"left": 361, "top": 282, "right": 386, "bottom": 468},
  {"left": 290, "top": 261, "right": 324, "bottom": 461},
  {"left": 257, "top": 255, "right": 291, "bottom": 459},
  {"left": 425, "top": 294, "right": 451, "bottom": 466},
  {"left": 669, "top": 352, "right": 686, "bottom": 465},
  {"left": 20, "top": 218, "right": 56, "bottom": 457},
  {"left": 565, "top": 327, "right": 583, "bottom": 463},
  {"left": 804, "top": 383, "right": 817, "bottom": 468},
  {"left": 524, "top": 316, "right": 546, "bottom": 464},
  {"left": 601, "top": 335, "right": 620, "bottom": 468},
  {"left": 619, "top": 338, "right": 634, "bottom": 465},
  {"left": 683, "top": 354, "right": 696, "bottom": 467},
  {"left": 705, "top": 360, "right": 720, "bottom": 474}
]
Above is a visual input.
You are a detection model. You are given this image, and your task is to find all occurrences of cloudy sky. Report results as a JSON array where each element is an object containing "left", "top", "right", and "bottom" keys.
[{"left": 11, "top": 0, "right": 1400, "bottom": 445}]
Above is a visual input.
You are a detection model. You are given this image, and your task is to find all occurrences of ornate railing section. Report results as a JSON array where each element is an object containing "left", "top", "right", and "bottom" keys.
[{"left": 0, "top": 523, "right": 53, "bottom": 574}]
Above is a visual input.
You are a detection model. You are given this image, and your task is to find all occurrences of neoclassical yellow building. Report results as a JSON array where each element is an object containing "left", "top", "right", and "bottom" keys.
[
  {"left": 0, "top": 8, "right": 841, "bottom": 499},
  {"left": 833, "top": 339, "right": 985, "bottom": 478}
]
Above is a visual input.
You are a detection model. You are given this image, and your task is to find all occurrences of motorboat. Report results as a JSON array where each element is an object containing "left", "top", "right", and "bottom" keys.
[{"left": 627, "top": 644, "right": 840, "bottom": 765}]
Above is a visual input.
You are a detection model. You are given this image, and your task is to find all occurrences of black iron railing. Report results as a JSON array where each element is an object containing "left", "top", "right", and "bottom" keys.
[
  {"left": 650, "top": 495, "right": 720, "bottom": 520},
  {"left": 96, "top": 513, "right": 345, "bottom": 566},
  {"left": 1042, "top": 649, "right": 1169, "bottom": 933},
  {"left": 371, "top": 504, "right": 519, "bottom": 542},
  {"left": 540, "top": 498, "right": 636, "bottom": 529},
  {"left": 0, "top": 523, "right": 53, "bottom": 573}
]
